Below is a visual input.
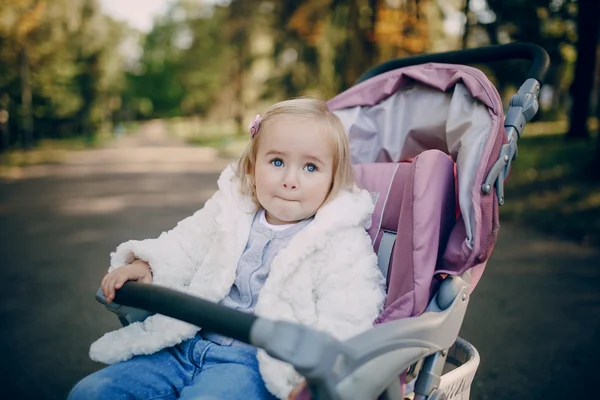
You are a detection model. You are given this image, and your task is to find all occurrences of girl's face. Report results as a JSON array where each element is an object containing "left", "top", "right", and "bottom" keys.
[{"left": 253, "top": 116, "right": 334, "bottom": 225}]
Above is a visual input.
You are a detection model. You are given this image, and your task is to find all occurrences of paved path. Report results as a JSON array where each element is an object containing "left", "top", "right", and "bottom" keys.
[{"left": 0, "top": 122, "right": 597, "bottom": 399}]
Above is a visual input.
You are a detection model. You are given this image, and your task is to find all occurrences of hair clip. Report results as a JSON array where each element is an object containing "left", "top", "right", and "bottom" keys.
[{"left": 248, "top": 114, "right": 261, "bottom": 138}]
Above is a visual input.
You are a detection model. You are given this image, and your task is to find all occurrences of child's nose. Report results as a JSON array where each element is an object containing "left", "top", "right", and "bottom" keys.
[{"left": 282, "top": 172, "right": 298, "bottom": 190}]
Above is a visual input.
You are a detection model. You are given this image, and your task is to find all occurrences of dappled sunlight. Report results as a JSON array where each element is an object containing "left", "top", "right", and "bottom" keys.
[
  {"left": 501, "top": 133, "right": 600, "bottom": 245},
  {"left": 502, "top": 184, "right": 600, "bottom": 245},
  {"left": 62, "top": 229, "right": 106, "bottom": 245},
  {"left": 504, "top": 185, "right": 580, "bottom": 212},
  {"left": 2, "top": 147, "right": 231, "bottom": 181},
  {"left": 557, "top": 191, "right": 600, "bottom": 214},
  {"left": 57, "top": 189, "right": 217, "bottom": 216},
  {"left": 509, "top": 236, "right": 599, "bottom": 259},
  {"left": 66, "top": 146, "right": 221, "bottom": 167},
  {"left": 511, "top": 162, "right": 571, "bottom": 186},
  {"left": 492, "top": 224, "right": 600, "bottom": 262},
  {"left": 583, "top": 192, "right": 600, "bottom": 208},
  {"left": 58, "top": 196, "right": 127, "bottom": 216}
]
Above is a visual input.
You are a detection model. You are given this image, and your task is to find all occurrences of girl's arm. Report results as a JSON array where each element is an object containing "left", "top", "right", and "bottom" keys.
[
  {"left": 108, "top": 189, "right": 224, "bottom": 289},
  {"left": 313, "top": 228, "right": 386, "bottom": 341}
]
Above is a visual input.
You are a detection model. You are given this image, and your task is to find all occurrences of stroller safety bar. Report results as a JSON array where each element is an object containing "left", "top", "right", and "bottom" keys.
[{"left": 97, "top": 274, "right": 470, "bottom": 400}]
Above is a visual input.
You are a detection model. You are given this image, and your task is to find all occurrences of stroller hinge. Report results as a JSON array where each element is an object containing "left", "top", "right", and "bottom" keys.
[
  {"left": 482, "top": 78, "right": 541, "bottom": 206},
  {"left": 482, "top": 140, "right": 517, "bottom": 206}
]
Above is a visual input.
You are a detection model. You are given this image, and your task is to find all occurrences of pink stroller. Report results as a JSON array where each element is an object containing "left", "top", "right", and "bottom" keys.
[{"left": 96, "top": 42, "right": 550, "bottom": 399}]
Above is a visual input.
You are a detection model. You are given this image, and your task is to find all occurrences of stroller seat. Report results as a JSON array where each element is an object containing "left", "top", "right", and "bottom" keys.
[
  {"left": 352, "top": 152, "right": 478, "bottom": 400},
  {"left": 354, "top": 151, "right": 455, "bottom": 319}
]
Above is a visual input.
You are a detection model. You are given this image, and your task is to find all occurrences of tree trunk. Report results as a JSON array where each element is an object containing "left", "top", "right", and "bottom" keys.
[
  {"left": 342, "top": 0, "right": 371, "bottom": 89},
  {"left": 227, "top": 0, "right": 250, "bottom": 134},
  {"left": 590, "top": 47, "right": 600, "bottom": 177},
  {"left": 19, "top": 46, "right": 33, "bottom": 149},
  {"left": 233, "top": 42, "right": 246, "bottom": 135},
  {"left": 565, "top": 1, "right": 600, "bottom": 140},
  {"left": 0, "top": 94, "right": 9, "bottom": 153},
  {"left": 461, "top": 0, "right": 471, "bottom": 49}
]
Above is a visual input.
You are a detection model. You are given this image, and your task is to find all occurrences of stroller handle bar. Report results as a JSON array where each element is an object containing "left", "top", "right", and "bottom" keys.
[
  {"left": 106, "top": 277, "right": 471, "bottom": 400},
  {"left": 358, "top": 42, "right": 551, "bottom": 84},
  {"left": 112, "top": 283, "right": 257, "bottom": 343}
]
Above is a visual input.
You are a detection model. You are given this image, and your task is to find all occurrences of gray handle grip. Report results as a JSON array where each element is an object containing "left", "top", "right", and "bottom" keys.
[{"left": 95, "top": 287, "right": 154, "bottom": 326}]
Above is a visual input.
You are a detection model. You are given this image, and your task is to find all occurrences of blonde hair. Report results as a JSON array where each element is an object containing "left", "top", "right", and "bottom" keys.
[{"left": 236, "top": 97, "right": 355, "bottom": 208}]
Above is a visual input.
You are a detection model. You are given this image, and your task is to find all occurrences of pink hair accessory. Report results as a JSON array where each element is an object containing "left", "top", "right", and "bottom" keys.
[{"left": 248, "top": 114, "right": 261, "bottom": 137}]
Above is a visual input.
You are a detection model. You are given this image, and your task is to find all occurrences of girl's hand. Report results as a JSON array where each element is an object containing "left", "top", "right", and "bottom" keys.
[
  {"left": 288, "top": 380, "right": 307, "bottom": 399},
  {"left": 101, "top": 259, "right": 152, "bottom": 303}
]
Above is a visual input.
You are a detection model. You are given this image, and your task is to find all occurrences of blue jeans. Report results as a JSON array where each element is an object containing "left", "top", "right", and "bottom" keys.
[{"left": 68, "top": 334, "right": 277, "bottom": 400}]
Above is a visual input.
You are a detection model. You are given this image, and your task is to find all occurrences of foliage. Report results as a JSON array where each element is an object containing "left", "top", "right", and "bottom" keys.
[
  {"left": 503, "top": 132, "right": 600, "bottom": 246},
  {"left": 0, "top": 0, "right": 598, "bottom": 157},
  {"left": 123, "top": 1, "right": 228, "bottom": 119},
  {"left": 465, "top": 0, "right": 579, "bottom": 116},
  {"left": 0, "top": 0, "right": 126, "bottom": 149},
  {"left": 263, "top": 0, "right": 429, "bottom": 99}
]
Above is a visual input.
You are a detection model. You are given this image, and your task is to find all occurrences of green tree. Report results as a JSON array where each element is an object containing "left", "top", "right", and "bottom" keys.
[
  {"left": 123, "top": 0, "right": 228, "bottom": 120},
  {"left": 473, "top": 0, "right": 577, "bottom": 118},
  {"left": 179, "top": 4, "right": 228, "bottom": 115},
  {"left": 0, "top": 0, "right": 126, "bottom": 148},
  {"left": 0, "top": 0, "right": 46, "bottom": 149},
  {"left": 263, "top": 0, "right": 379, "bottom": 100},
  {"left": 565, "top": 0, "right": 600, "bottom": 140}
]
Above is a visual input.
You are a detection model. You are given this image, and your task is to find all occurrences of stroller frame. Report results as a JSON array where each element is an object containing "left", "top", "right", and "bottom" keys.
[{"left": 95, "top": 42, "right": 550, "bottom": 400}]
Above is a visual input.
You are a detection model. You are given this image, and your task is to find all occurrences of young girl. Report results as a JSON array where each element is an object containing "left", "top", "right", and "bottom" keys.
[{"left": 69, "top": 98, "right": 386, "bottom": 400}]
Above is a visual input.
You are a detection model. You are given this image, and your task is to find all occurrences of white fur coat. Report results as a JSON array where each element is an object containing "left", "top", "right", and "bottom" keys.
[{"left": 90, "top": 164, "right": 386, "bottom": 399}]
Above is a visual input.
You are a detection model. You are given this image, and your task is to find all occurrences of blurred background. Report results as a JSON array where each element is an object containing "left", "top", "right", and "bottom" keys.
[
  {"left": 1, "top": 0, "right": 600, "bottom": 243},
  {"left": 0, "top": 0, "right": 599, "bottom": 399}
]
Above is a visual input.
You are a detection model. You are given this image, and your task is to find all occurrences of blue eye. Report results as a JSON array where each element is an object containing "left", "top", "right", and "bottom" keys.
[
  {"left": 305, "top": 163, "right": 317, "bottom": 173},
  {"left": 271, "top": 158, "right": 283, "bottom": 167}
]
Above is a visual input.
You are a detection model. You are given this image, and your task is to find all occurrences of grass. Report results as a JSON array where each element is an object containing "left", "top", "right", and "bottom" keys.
[
  {"left": 165, "top": 117, "right": 239, "bottom": 141},
  {"left": 186, "top": 133, "right": 249, "bottom": 159},
  {"left": 0, "top": 128, "right": 123, "bottom": 179},
  {"left": 161, "top": 116, "right": 250, "bottom": 159},
  {"left": 0, "top": 121, "right": 144, "bottom": 172},
  {"left": 1, "top": 136, "right": 100, "bottom": 166},
  {"left": 502, "top": 132, "right": 600, "bottom": 246}
]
